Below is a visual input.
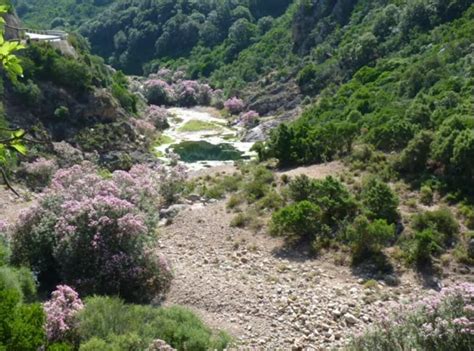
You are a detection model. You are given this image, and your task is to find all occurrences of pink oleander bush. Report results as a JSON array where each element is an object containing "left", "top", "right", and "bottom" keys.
[
  {"left": 131, "top": 118, "right": 157, "bottom": 141},
  {"left": 144, "top": 79, "right": 175, "bottom": 105},
  {"left": 145, "top": 105, "right": 170, "bottom": 130},
  {"left": 240, "top": 110, "right": 260, "bottom": 127},
  {"left": 224, "top": 97, "right": 245, "bottom": 115},
  {"left": 44, "top": 285, "right": 84, "bottom": 343},
  {"left": 173, "top": 80, "right": 213, "bottom": 107},
  {"left": 52, "top": 142, "right": 84, "bottom": 168},
  {"left": 21, "top": 157, "right": 58, "bottom": 190},
  {"left": 348, "top": 282, "right": 474, "bottom": 350},
  {"left": 0, "top": 219, "right": 8, "bottom": 235},
  {"left": 11, "top": 162, "right": 178, "bottom": 303}
]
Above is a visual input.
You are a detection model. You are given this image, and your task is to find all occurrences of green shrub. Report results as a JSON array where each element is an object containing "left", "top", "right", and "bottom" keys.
[
  {"left": 270, "top": 201, "right": 322, "bottom": 244},
  {"left": 420, "top": 185, "right": 434, "bottom": 205},
  {"left": 226, "top": 194, "right": 244, "bottom": 210},
  {"left": 0, "top": 281, "right": 45, "bottom": 351},
  {"left": 13, "top": 79, "right": 41, "bottom": 106},
  {"left": 54, "top": 106, "right": 70, "bottom": 119},
  {"left": 77, "top": 297, "right": 231, "bottom": 351},
  {"left": 409, "top": 229, "right": 443, "bottom": 266},
  {"left": 111, "top": 72, "right": 137, "bottom": 113},
  {"left": 289, "top": 175, "right": 358, "bottom": 227},
  {"left": 459, "top": 205, "right": 474, "bottom": 230},
  {"left": 361, "top": 178, "right": 399, "bottom": 224},
  {"left": 349, "top": 216, "right": 395, "bottom": 262},
  {"left": 0, "top": 266, "right": 37, "bottom": 303},
  {"left": 412, "top": 208, "right": 459, "bottom": 246},
  {"left": 395, "top": 131, "right": 434, "bottom": 174},
  {"left": 244, "top": 180, "right": 269, "bottom": 203},
  {"left": 288, "top": 174, "right": 313, "bottom": 202},
  {"left": 256, "top": 190, "right": 284, "bottom": 211}
]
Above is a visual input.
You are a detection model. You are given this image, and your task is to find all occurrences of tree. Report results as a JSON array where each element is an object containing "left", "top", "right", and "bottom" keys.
[
  {"left": 361, "top": 178, "right": 399, "bottom": 224},
  {"left": 0, "top": 5, "right": 26, "bottom": 196}
]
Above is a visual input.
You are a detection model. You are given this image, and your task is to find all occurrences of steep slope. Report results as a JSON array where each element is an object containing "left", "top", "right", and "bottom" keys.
[
  {"left": 1, "top": 8, "right": 150, "bottom": 172},
  {"left": 11, "top": 0, "right": 114, "bottom": 29}
]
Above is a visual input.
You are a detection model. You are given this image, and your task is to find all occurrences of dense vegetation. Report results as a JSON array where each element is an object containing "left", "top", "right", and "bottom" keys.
[
  {"left": 15, "top": 0, "right": 293, "bottom": 75},
  {"left": 256, "top": 0, "right": 474, "bottom": 201},
  {"left": 6, "top": 0, "right": 474, "bottom": 349}
]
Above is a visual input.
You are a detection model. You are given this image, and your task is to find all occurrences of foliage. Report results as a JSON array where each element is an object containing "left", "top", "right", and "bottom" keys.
[
  {"left": 0, "top": 269, "right": 45, "bottom": 351},
  {"left": 111, "top": 72, "right": 137, "bottom": 113},
  {"left": 224, "top": 97, "right": 245, "bottom": 115},
  {"left": 361, "top": 178, "right": 399, "bottom": 224},
  {"left": 21, "top": 157, "right": 57, "bottom": 190},
  {"left": 420, "top": 185, "right": 434, "bottom": 206},
  {"left": 11, "top": 163, "right": 177, "bottom": 302},
  {"left": 348, "top": 216, "right": 395, "bottom": 262},
  {"left": 44, "top": 285, "right": 84, "bottom": 344},
  {"left": 0, "top": 4, "right": 27, "bottom": 190},
  {"left": 270, "top": 200, "right": 322, "bottom": 244},
  {"left": 292, "top": 176, "right": 358, "bottom": 228},
  {"left": 348, "top": 283, "right": 474, "bottom": 351},
  {"left": 239, "top": 110, "right": 259, "bottom": 127},
  {"left": 412, "top": 208, "right": 460, "bottom": 247},
  {"left": 77, "top": 296, "right": 231, "bottom": 351}
]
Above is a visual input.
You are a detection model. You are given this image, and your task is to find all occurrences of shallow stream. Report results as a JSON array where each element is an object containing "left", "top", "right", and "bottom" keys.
[{"left": 155, "top": 107, "right": 255, "bottom": 170}]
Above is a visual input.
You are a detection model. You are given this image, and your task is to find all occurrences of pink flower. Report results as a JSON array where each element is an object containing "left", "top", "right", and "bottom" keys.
[
  {"left": 240, "top": 110, "right": 260, "bottom": 127},
  {"left": 44, "top": 285, "right": 84, "bottom": 342},
  {"left": 224, "top": 97, "right": 245, "bottom": 114}
]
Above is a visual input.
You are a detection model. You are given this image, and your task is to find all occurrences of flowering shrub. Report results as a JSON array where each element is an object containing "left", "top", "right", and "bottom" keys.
[
  {"left": 11, "top": 162, "right": 177, "bottom": 303},
  {"left": 44, "top": 285, "right": 84, "bottom": 343},
  {"left": 130, "top": 118, "right": 157, "bottom": 141},
  {"left": 156, "top": 68, "right": 173, "bottom": 82},
  {"left": 145, "top": 105, "right": 170, "bottom": 130},
  {"left": 173, "top": 80, "right": 213, "bottom": 107},
  {"left": 348, "top": 283, "right": 474, "bottom": 350},
  {"left": 240, "top": 110, "right": 259, "bottom": 127},
  {"left": 0, "top": 219, "right": 8, "bottom": 235},
  {"left": 224, "top": 97, "right": 245, "bottom": 115},
  {"left": 144, "top": 79, "right": 175, "bottom": 105},
  {"left": 52, "top": 142, "right": 84, "bottom": 168},
  {"left": 21, "top": 157, "right": 58, "bottom": 190}
]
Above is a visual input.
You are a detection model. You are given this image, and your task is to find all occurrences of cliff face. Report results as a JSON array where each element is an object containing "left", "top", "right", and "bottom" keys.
[{"left": 3, "top": 12, "right": 22, "bottom": 40}]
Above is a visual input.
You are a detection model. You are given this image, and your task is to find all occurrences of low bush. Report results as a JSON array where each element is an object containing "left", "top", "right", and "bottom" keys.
[
  {"left": 409, "top": 229, "right": 444, "bottom": 266},
  {"left": 347, "top": 283, "right": 474, "bottom": 351},
  {"left": 270, "top": 201, "right": 322, "bottom": 244},
  {"left": 420, "top": 185, "right": 434, "bottom": 206},
  {"left": 44, "top": 285, "right": 84, "bottom": 344},
  {"left": 460, "top": 205, "right": 474, "bottom": 230},
  {"left": 412, "top": 208, "right": 460, "bottom": 247},
  {"left": 224, "top": 97, "right": 245, "bottom": 115},
  {"left": 0, "top": 272, "right": 45, "bottom": 351},
  {"left": 0, "top": 266, "right": 37, "bottom": 303},
  {"left": 227, "top": 194, "right": 244, "bottom": 210},
  {"left": 361, "top": 178, "right": 399, "bottom": 224},
  {"left": 21, "top": 157, "right": 58, "bottom": 190},
  {"left": 349, "top": 216, "right": 395, "bottom": 262},
  {"left": 289, "top": 175, "right": 358, "bottom": 228},
  {"left": 77, "top": 296, "right": 231, "bottom": 351}
]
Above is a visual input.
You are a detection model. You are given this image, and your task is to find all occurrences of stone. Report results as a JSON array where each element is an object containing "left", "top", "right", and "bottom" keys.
[
  {"left": 146, "top": 339, "right": 176, "bottom": 351},
  {"left": 344, "top": 313, "right": 359, "bottom": 325}
]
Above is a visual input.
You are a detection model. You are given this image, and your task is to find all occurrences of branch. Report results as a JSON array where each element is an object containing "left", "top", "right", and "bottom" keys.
[{"left": 0, "top": 166, "right": 20, "bottom": 198}]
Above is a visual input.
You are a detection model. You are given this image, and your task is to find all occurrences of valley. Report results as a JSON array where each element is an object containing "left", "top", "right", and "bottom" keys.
[{"left": 0, "top": 0, "right": 473, "bottom": 350}]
